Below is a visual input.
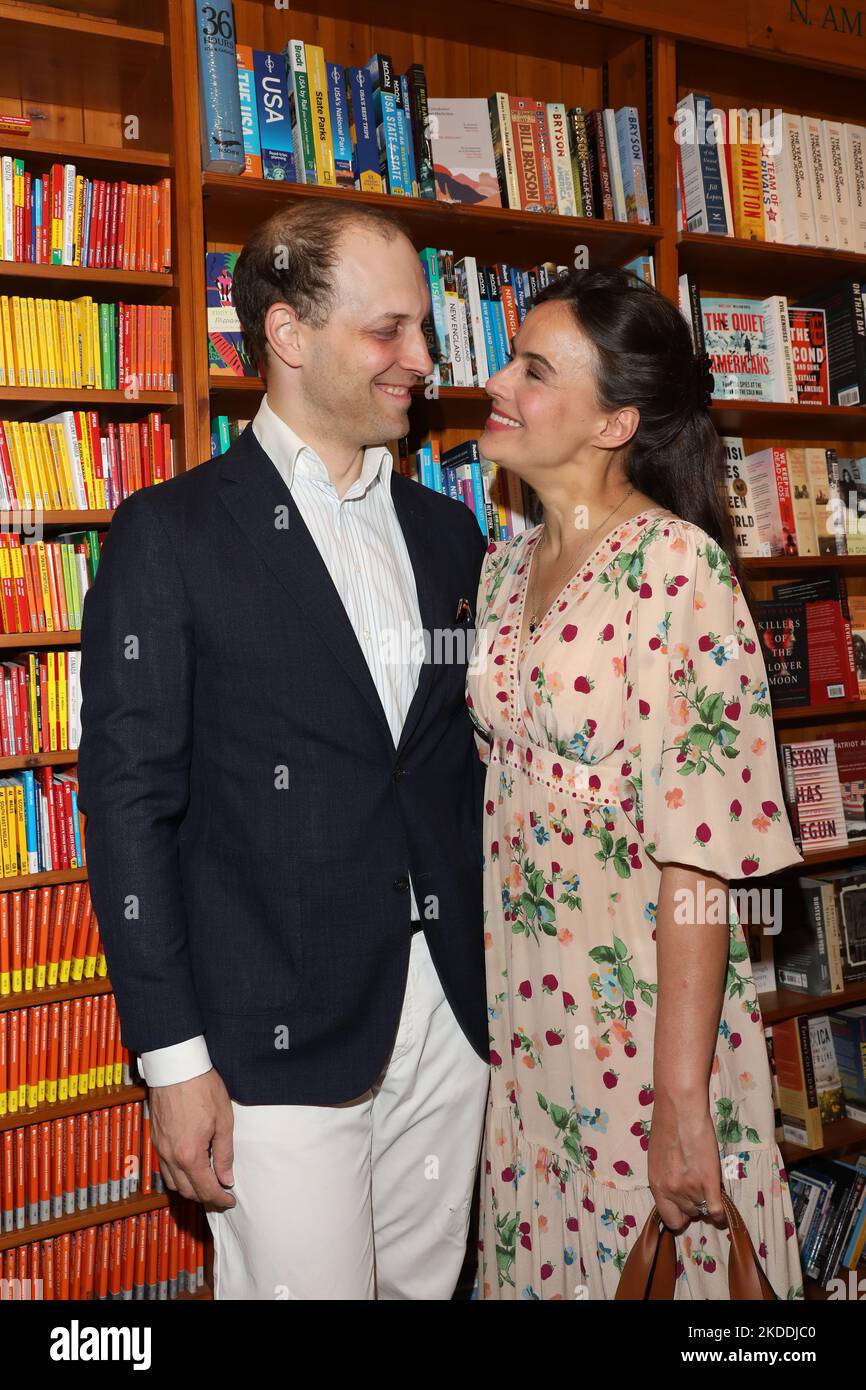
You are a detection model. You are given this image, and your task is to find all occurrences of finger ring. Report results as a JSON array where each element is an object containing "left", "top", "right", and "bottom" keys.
[{"left": 696, "top": 1199, "right": 709, "bottom": 1218}]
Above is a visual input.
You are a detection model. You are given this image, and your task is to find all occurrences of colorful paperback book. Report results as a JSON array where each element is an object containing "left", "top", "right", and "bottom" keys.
[
  {"left": 253, "top": 50, "right": 296, "bottom": 182},
  {"left": 205, "top": 252, "right": 256, "bottom": 377},
  {"left": 702, "top": 296, "right": 781, "bottom": 401},
  {"left": 194, "top": 0, "right": 244, "bottom": 175},
  {"left": 235, "top": 45, "right": 262, "bottom": 179},
  {"left": 428, "top": 98, "right": 502, "bottom": 207},
  {"left": 789, "top": 307, "right": 830, "bottom": 406}
]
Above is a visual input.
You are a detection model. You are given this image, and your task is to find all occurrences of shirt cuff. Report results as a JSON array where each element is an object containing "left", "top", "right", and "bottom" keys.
[{"left": 137, "top": 1035, "right": 213, "bottom": 1088}]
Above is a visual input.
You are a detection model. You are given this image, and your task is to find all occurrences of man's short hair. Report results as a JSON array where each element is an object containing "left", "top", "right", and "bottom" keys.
[{"left": 232, "top": 201, "right": 413, "bottom": 372}]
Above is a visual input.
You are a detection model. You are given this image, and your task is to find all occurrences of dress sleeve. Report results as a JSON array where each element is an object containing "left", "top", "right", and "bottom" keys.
[{"left": 623, "top": 521, "right": 804, "bottom": 881}]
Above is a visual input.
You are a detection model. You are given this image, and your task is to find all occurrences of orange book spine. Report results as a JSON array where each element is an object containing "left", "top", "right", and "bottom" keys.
[
  {"left": 98, "top": 1101, "right": 109, "bottom": 1199},
  {"left": 34, "top": 888, "right": 50, "bottom": 989},
  {"left": 141, "top": 1102, "right": 153, "bottom": 1194},
  {"left": 109, "top": 1219, "right": 122, "bottom": 1297},
  {"left": 121, "top": 1099, "right": 134, "bottom": 1198},
  {"left": 7, "top": 1009, "right": 18, "bottom": 1115},
  {"left": 27, "top": 1123, "right": 38, "bottom": 1224},
  {"left": 38, "top": 999, "right": 48, "bottom": 1103},
  {"left": 57, "top": 998, "right": 70, "bottom": 1102},
  {"left": 122, "top": 1214, "right": 136, "bottom": 1296},
  {"left": 27, "top": 1002, "right": 40, "bottom": 1109},
  {"left": 89, "top": 1104, "right": 101, "bottom": 1204},
  {"left": 157, "top": 1204, "right": 169, "bottom": 1296},
  {"left": 95, "top": 1223, "right": 110, "bottom": 1298},
  {"left": 0, "top": 1013, "right": 6, "bottom": 1117},
  {"left": 109, "top": 1100, "right": 122, "bottom": 1202},
  {"left": 82, "top": 1224, "right": 97, "bottom": 1300},
  {"left": 2, "top": 1129, "right": 13, "bottom": 1228},
  {"left": 63, "top": 1113, "right": 75, "bottom": 1213},
  {"left": 39, "top": 1119, "right": 50, "bottom": 1220},
  {"left": 47, "top": 1000, "right": 60, "bottom": 1104},
  {"left": 78, "top": 994, "right": 92, "bottom": 1096},
  {"left": 76, "top": 1108, "right": 88, "bottom": 1209},
  {"left": 168, "top": 1211, "right": 179, "bottom": 1295},
  {"left": 130, "top": 1100, "right": 141, "bottom": 1193},
  {"left": 14, "top": 1128, "right": 25, "bottom": 1226},
  {"left": 52, "top": 1115, "right": 62, "bottom": 1217},
  {"left": 134, "top": 1208, "right": 147, "bottom": 1294},
  {"left": 23, "top": 891, "right": 36, "bottom": 992},
  {"left": 146, "top": 1208, "right": 159, "bottom": 1294},
  {"left": 67, "top": 997, "right": 81, "bottom": 1100},
  {"left": 10, "top": 892, "right": 23, "bottom": 995}
]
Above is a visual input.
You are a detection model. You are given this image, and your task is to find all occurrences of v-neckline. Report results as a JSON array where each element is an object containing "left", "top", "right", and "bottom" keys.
[{"left": 516, "top": 506, "right": 669, "bottom": 666}]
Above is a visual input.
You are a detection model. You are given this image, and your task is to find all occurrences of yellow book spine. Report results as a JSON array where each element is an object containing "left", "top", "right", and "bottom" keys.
[
  {"left": 7, "top": 421, "right": 32, "bottom": 509},
  {"left": 18, "top": 296, "right": 35, "bottom": 388},
  {"left": 1, "top": 298, "right": 15, "bottom": 385},
  {"left": 0, "top": 780, "right": 10, "bottom": 881},
  {"left": 8, "top": 544, "right": 27, "bottom": 633},
  {"left": 47, "top": 646, "right": 57, "bottom": 751},
  {"left": 0, "top": 297, "right": 5, "bottom": 386},
  {"left": 73, "top": 295, "right": 93, "bottom": 387},
  {"left": 35, "top": 541, "right": 53, "bottom": 631},
  {"left": 49, "top": 422, "right": 73, "bottom": 509},
  {"left": 14, "top": 782, "right": 25, "bottom": 878},
  {"left": 35, "top": 421, "right": 59, "bottom": 511},
  {"left": 0, "top": 548, "right": 10, "bottom": 637},
  {"left": 11, "top": 297, "right": 30, "bottom": 387},
  {"left": 34, "top": 297, "right": 54, "bottom": 390},
  {"left": 306, "top": 45, "right": 337, "bottom": 188},
  {"left": 25, "top": 299, "right": 40, "bottom": 386},
  {"left": 76, "top": 411, "right": 96, "bottom": 508},
  {"left": 47, "top": 299, "right": 63, "bottom": 387},
  {"left": 27, "top": 651, "right": 39, "bottom": 755},
  {"left": 91, "top": 302, "right": 102, "bottom": 389},
  {"left": 53, "top": 301, "right": 68, "bottom": 388},
  {"left": 5, "top": 784, "right": 19, "bottom": 883},
  {"left": 66, "top": 299, "right": 81, "bottom": 389},
  {"left": 731, "top": 142, "right": 765, "bottom": 241},
  {"left": 20, "top": 422, "right": 44, "bottom": 510},
  {"left": 58, "top": 646, "right": 68, "bottom": 751}
]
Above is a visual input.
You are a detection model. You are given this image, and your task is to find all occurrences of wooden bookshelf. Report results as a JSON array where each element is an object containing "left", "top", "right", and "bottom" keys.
[{"left": 3, "top": 0, "right": 866, "bottom": 1307}]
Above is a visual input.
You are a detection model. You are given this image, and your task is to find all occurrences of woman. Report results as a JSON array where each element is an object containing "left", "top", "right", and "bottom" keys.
[{"left": 466, "top": 267, "right": 805, "bottom": 1300}]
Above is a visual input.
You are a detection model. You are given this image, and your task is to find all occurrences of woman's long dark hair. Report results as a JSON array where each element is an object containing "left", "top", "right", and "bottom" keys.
[{"left": 530, "top": 267, "right": 750, "bottom": 602}]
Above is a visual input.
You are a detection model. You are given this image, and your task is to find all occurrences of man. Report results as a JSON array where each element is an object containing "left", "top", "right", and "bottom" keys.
[{"left": 77, "top": 201, "right": 490, "bottom": 1300}]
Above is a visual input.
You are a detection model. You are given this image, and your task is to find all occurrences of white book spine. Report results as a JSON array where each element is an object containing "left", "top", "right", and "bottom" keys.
[
  {"left": 803, "top": 115, "right": 837, "bottom": 248},
  {"left": 715, "top": 111, "right": 734, "bottom": 237},
  {"left": 603, "top": 108, "right": 627, "bottom": 221},
  {"left": 765, "top": 295, "right": 798, "bottom": 403},
  {"left": 844, "top": 124, "right": 866, "bottom": 254},
  {"left": 2, "top": 157, "right": 13, "bottom": 261},
  {"left": 676, "top": 96, "right": 709, "bottom": 233},
  {"left": 824, "top": 120, "right": 854, "bottom": 251},
  {"left": 62, "top": 164, "right": 76, "bottom": 265},
  {"left": 459, "top": 256, "right": 489, "bottom": 387},
  {"left": 760, "top": 138, "right": 781, "bottom": 243},
  {"left": 782, "top": 113, "right": 817, "bottom": 245},
  {"left": 546, "top": 103, "right": 577, "bottom": 216},
  {"left": 456, "top": 294, "right": 473, "bottom": 387}
]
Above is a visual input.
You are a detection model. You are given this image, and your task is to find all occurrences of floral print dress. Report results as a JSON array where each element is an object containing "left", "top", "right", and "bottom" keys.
[{"left": 465, "top": 506, "right": 806, "bottom": 1301}]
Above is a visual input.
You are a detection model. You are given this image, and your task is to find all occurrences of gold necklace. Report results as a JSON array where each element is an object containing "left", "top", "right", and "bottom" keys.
[{"left": 525, "top": 485, "right": 635, "bottom": 636}]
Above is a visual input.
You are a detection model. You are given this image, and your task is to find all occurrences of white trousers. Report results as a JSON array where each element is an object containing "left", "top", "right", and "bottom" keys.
[{"left": 205, "top": 928, "right": 490, "bottom": 1299}]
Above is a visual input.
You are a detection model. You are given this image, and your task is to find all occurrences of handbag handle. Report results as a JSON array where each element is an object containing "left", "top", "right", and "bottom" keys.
[{"left": 615, "top": 1191, "right": 777, "bottom": 1300}]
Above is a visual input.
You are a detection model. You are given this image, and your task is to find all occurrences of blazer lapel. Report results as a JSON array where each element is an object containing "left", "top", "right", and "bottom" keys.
[
  {"left": 218, "top": 429, "right": 396, "bottom": 748},
  {"left": 219, "top": 429, "right": 446, "bottom": 759}
]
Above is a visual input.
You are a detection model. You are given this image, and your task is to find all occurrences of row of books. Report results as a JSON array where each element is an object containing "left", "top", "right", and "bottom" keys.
[
  {"left": 0, "top": 650, "right": 81, "bottom": 757},
  {"left": 680, "top": 274, "right": 866, "bottom": 405},
  {"left": 0, "top": 992, "right": 128, "bottom": 1117},
  {"left": 0, "top": 530, "right": 98, "bottom": 634},
  {"left": 2, "top": 1099, "right": 159, "bottom": 1233},
  {"left": 780, "top": 743, "right": 866, "bottom": 854},
  {"left": 0, "top": 296, "right": 174, "bottom": 392},
  {"left": 197, "top": 22, "right": 652, "bottom": 222},
  {"left": 0, "top": 412, "right": 174, "bottom": 513},
  {"left": 0, "top": 1201, "right": 206, "bottom": 1300},
  {"left": 676, "top": 95, "right": 866, "bottom": 252},
  {"left": 746, "top": 867, "right": 866, "bottom": 1000},
  {"left": 788, "top": 1154, "right": 866, "bottom": 1287},
  {"left": 722, "top": 437, "right": 865, "bottom": 558},
  {"left": 0, "top": 766, "right": 84, "bottom": 877},
  {"left": 765, "top": 1005, "right": 866, "bottom": 1153},
  {"left": 1, "top": 884, "right": 103, "bottom": 997},
  {"left": 397, "top": 437, "right": 539, "bottom": 543},
  {"left": 0, "top": 158, "right": 172, "bottom": 272}
]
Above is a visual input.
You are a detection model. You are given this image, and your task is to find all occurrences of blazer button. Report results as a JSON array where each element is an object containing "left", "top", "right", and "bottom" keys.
[
  {"left": 393, "top": 766, "right": 406, "bottom": 781},
  {"left": 392, "top": 877, "right": 410, "bottom": 893}
]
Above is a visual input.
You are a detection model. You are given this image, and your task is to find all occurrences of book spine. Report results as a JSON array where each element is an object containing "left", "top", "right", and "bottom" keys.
[{"left": 194, "top": 0, "right": 244, "bottom": 175}]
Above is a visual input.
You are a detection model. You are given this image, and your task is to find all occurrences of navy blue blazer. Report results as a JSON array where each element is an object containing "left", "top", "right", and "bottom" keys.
[{"left": 77, "top": 424, "right": 489, "bottom": 1104}]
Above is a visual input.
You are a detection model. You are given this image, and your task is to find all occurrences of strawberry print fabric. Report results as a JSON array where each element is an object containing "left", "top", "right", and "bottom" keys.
[{"left": 466, "top": 506, "right": 805, "bottom": 1300}]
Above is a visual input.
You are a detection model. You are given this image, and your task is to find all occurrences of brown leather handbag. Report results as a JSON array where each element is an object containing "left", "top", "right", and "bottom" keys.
[{"left": 615, "top": 1192, "right": 778, "bottom": 1300}]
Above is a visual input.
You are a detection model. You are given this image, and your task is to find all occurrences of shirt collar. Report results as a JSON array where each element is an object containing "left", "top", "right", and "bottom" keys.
[{"left": 252, "top": 393, "right": 393, "bottom": 500}]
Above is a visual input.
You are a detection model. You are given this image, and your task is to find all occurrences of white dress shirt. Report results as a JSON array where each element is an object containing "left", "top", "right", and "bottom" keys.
[{"left": 137, "top": 395, "right": 425, "bottom": 1088}]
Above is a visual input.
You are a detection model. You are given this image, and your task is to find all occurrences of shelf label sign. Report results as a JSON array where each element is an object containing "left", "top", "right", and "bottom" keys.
[{"left": 749, "top": 1, "right": 866, "bottom": 68}]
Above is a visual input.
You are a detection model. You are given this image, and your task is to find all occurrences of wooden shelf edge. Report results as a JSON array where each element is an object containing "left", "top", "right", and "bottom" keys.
[
  {"left": 0, "top": 1082, "right": 145, "bottom": 1134},
  {"left": 0, "top": 1189, "right": 168, "bottom": 1253}
]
